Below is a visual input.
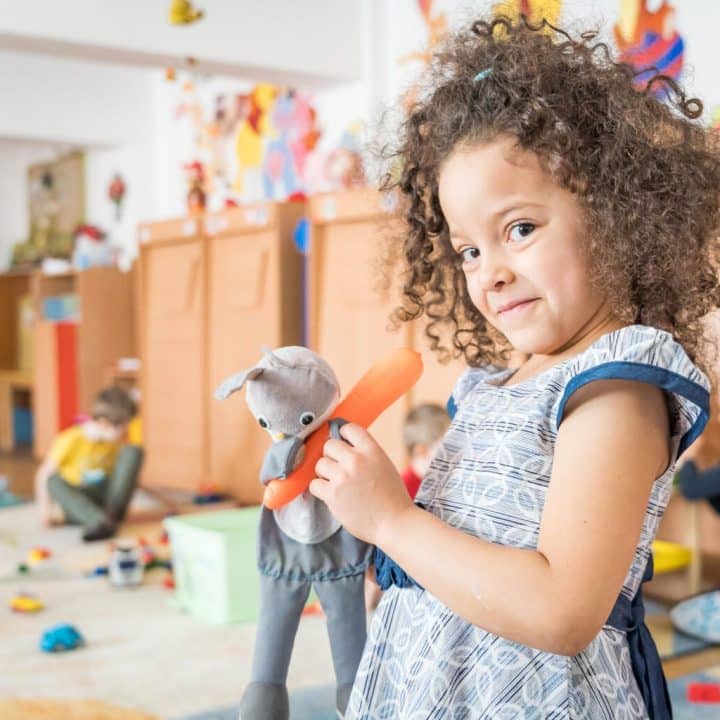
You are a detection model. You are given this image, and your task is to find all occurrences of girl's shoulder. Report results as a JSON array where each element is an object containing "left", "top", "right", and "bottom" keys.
[
  {"left": 449, "top": 363, "right": 509, "bottom": 411},
  {"left": 554, "top": 324, "right": 710, "bottom": 455}
]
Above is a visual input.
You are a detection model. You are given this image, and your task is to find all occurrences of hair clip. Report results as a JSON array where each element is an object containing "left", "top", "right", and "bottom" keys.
[{"left": 473, "top": 68, "right": 493, "bottom": 82}]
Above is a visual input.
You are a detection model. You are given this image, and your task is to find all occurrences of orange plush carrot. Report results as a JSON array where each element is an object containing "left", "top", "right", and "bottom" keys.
[{"left": 263, "top": 348, "right": 423, "bottom": 509}]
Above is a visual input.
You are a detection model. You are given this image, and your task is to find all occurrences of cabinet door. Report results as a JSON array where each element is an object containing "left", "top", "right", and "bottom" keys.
[
  {"left": 207, "top": 231, "right": 277, "bottom": 504},
  {"left": 76, "top": 267, "right": 135, "bottom": 415},
  {"left": 310, "top": 221, "right": 411, "bottom": 467},
  {"left": 410, "top": 322, "right": 466, "bottom": 413},
  {"left": 142, "top": 240, "right": 206, "bottom": 489}
]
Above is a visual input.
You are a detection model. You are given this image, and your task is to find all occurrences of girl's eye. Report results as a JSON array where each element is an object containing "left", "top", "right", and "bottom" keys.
[
  {"left": 300, "top": 412, "right": 315, "bottom": 426},
  {"left": 459, "top": 246, "right": 480, "bottom": 262},
  {"left": 257, "top": 416, "right": 269, "bottom": 429},
  {"left": 508, "top": 222, "right": 535, "bottom": 242}
]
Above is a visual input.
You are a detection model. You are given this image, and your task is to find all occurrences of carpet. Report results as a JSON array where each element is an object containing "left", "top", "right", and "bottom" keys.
[
  {"left": 175, "top": 685, "right": 337, "bottom": 720},
  {"left": 668, "top": 664, "right": 720, "bottom": 719},
  {"left": 646, "top": 598, "right": 712, "bottom": 659},
  {"left": 0, "top": 698, "right": 159, "bottom": 719}
]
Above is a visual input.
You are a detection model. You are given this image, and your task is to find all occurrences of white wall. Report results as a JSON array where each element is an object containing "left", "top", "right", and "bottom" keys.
[
  {"left": 0, "top": 0, "right": 364, "bottom": 87},
  {"left": 0, "top": 50, "right": 155, "bottom": 146},
  {"left": 0, "top": 50, "right": 158, "bottom": 269},
  {"left": 2, "top": 0, "right": 719, "bottom": 270}
]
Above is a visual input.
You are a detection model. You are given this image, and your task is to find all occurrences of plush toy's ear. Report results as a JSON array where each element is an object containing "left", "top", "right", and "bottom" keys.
[
  {"left": 214, "top": 366, "right": 264, "bottom": 400},
  {"left": 261, "top": 345, "right": 293, "bottom": 370}
]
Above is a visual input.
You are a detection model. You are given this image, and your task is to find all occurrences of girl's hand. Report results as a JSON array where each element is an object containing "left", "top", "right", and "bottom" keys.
[{"left": 310, "top": 423, "right": 413, "bottom": 544}]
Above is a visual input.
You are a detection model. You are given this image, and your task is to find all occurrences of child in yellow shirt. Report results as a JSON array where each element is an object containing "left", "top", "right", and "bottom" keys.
[{"left": 35, "top": 387, "right": 143, "bottom": 542}]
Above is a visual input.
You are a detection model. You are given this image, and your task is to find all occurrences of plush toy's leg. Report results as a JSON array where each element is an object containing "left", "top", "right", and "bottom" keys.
[
  {"left": 239, "top": 574, "right": 311, "bottom": 720},
  {"left": 314, "top": 574, "right": 367, "bottom": 717}
]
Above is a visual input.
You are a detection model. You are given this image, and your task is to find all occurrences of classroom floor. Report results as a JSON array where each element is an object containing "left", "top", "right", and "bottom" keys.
[{"left": 2, "top": 449, "right": 720, "bottom": 718}]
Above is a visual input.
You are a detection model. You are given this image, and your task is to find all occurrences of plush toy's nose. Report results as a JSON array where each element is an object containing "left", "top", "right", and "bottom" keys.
[{"left": 273, "top": 432, "right": 286, "bottom": 441}]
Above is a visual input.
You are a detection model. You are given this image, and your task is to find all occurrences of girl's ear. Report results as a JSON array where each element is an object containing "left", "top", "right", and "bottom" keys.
[{"left": 214, "top": 366, "right": 264, "bottom": 400}]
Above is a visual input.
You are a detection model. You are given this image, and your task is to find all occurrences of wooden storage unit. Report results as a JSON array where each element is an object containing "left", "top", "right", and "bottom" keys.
[
  {"left": 0, "top": 268, "right": 136, "bottom": 457},
  {"left": 0, "top": 272, "right": 34, "bottom": 451},
  {"left": 139, "top": 202, "right": 304, "bottom": 503},
  {"left": 32, "top": 268, "right": 136, "bottom": 457},
  {"left": 307, "top": 190, "right": 464, "bottom": 467}
]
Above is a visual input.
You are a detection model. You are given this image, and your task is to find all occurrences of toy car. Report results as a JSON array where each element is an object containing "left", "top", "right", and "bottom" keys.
[
  {"left": 28, "top": 547, "right": 52, "bottom": 563},
  {"left": 40, "top": 623, "right": 84, "bottom": 653},
  {"left": 10, "top": 593, "right": 43, "bottom": 613}
]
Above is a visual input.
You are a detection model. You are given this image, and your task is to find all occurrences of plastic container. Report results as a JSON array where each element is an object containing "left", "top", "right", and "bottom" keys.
[{"left": 164, "top": 507, "right": 260, "bottom": 625}]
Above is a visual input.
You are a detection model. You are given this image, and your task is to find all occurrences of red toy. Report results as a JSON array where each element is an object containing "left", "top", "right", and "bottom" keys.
[{"left": 687, "top": 681, "right": 720, "bottom": 703}]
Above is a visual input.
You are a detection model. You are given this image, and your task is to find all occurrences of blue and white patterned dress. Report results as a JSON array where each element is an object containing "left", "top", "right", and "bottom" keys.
[{"left": 347, "top": 325, "right": 709, "bottom": 719}]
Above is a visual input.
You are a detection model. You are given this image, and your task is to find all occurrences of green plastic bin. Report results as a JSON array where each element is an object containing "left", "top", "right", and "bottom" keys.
[{"left": 164, "top": 507, "right": 260, "bottom": 625}]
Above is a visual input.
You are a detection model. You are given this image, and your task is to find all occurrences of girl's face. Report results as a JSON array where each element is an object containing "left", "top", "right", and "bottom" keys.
[{"left": 438, "top": 136, "right": 611, "bottom": 357}]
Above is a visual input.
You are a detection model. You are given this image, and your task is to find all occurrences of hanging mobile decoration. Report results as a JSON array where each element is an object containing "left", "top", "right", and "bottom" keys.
[
  {"left": 169, "top": 0, "right": 204, "bottom": 26},
  {"left": 108, "top": 174, "right": 127, "bottom": 221}
]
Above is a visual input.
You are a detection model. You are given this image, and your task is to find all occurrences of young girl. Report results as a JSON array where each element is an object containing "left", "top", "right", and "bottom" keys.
[{"left": 309, "top": 15, "right": 720, "bottom": 720}]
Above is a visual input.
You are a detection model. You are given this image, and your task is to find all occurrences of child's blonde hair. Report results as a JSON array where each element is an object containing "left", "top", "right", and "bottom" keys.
[
  {"left": 381, "top": 14, "right": 720, "bottom": 375},
  {"left": 92, "top": 387, "right": 137, "bottom": 427},
  {"left": 403, "top": 403, "right": 450, "bottom": 455}
]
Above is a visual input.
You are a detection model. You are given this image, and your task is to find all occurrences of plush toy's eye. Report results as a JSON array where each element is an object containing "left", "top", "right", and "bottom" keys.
[
  {"left": 300, "top": 412, "right": 315, "bottom": 426},
  {"left": 257, "top": 416, "right": 269, "bottom": 429}
]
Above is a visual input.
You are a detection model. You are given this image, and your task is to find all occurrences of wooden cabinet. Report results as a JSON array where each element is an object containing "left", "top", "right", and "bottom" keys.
[
  {"left": 139, "top": 202, "right": 304, "bottom": 503},
  {"left": 0, "top": 268, "right": 136, "bottom": 457},
  {"left": 32, "top": 268, "right": 136, "bottom": 457},
  {"left": 307, "top": 190, "right": 464, "bottom": 467}
]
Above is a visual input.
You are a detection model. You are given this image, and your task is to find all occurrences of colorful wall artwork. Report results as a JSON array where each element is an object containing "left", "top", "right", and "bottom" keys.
[
  {"left": 174, "top": 78, "right": 328, "bottom": 206},
  {"left": 614, "top": 0, "right": 684, "bottom": 91},
  {"left": 492, "top": 0, "right": 563, "bottom": 28}
]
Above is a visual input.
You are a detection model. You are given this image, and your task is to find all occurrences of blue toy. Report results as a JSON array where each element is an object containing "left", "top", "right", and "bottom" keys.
[{"left": 40, "top": 623, "right": 84, "bottom": 653}]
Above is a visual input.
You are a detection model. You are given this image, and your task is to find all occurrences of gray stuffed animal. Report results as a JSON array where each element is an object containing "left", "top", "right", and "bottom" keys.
[{"left": 215, "top": 346, "right": 373, "bottom": 720}]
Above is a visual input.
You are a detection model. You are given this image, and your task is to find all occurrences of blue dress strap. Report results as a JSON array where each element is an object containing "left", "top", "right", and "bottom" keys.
[
  {"left": 553, "top": 326, "right": 710, "bottom": 456},
  {"left": 606, "top": 555, "right": 672, "bottom": 719}
]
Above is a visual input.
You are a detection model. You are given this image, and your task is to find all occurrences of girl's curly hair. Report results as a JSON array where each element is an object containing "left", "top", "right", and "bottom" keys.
[{"left": 381, "top": 14, "right": 720, "bottom": 375}]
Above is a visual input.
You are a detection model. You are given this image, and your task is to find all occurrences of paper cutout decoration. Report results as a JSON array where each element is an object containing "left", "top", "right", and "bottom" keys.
[{"left": 614, "top": 0, "right": 684, "bottom": 93}]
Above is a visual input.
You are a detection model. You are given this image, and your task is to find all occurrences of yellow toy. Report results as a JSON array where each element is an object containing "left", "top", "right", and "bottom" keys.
[
  {"left": 10, "top": 593, "right": 44, "bottom": 613},
  {"left": 652, "top": 540, "right": 692, "bottom": 574},
  {"left": 169, "top": 0, "right": 204, "bottom": 25},
  {"left": 28, "top": 547, "right": 52, "bottom": 564}
]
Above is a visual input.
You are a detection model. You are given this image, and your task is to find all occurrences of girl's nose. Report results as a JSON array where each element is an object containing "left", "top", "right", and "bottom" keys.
[{"left": 479, "top": 253, "right": 514, "bottom": 291}]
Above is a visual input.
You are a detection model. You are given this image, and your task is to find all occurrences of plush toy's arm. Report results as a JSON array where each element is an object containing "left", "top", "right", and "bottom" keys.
[{"left": 259, "top": 437, "right": 304, "bottom": 486}]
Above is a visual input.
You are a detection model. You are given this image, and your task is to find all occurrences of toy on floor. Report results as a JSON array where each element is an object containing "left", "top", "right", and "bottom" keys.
[
  {"left": 652, "top": 540, "right": 692, "bottom": 574},
  {"left": 687, "top": 682, "right": 720, "bottom": 703},
  {"left": 108, "top": 542, "right": 144, "bottom": 587},
  {"left": 10, "top": 592, "right": 44, "bottom": 613},
  {"left": 87, "top": 565, "right": 109, "bottom": 577},
  {"left": 215, "top": 346, "right": 422, "bottom": 720},
  {"left": 28, "top": 547, "right": 52, "bottom": 564},
  {"left": 40, "top": 623, "right": 84, "bottom": 653}
]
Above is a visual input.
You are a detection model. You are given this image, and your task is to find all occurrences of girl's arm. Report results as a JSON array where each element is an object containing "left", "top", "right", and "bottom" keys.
[{"left": 311, "top": 378, "right": 669, "bottom": 656}]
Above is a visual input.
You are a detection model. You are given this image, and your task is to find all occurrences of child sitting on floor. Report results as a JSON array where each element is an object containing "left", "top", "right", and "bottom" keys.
[{"left": 35, "top": 386, "right": 143, "bottom": 542}]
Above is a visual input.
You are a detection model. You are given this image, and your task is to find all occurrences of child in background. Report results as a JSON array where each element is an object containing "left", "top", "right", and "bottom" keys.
[
  {"left": 365, "top": 403, "right": 451, "bottom": 610},
  {"left": 311, "top": 15, "right": 720, "bottom": 719},
  {"left": 400, "top": 403, "right": 450, "bottom": 499},
  {"left": 35, "top": 387, "right": 143, "bottom": 542}
]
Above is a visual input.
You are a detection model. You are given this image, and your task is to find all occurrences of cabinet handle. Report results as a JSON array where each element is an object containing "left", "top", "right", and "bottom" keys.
[{"left": 185, "top": 258, "right": 200, "bottom": 312}]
